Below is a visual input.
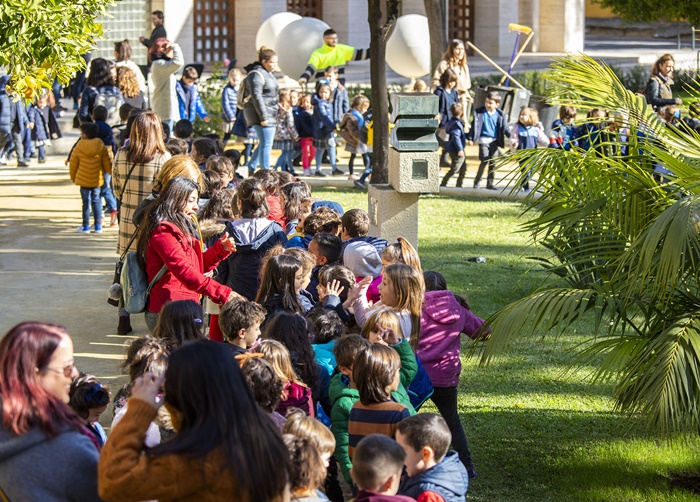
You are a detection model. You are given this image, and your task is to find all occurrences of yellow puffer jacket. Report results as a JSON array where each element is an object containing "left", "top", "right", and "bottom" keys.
[{"left": 69, "top": 138, "right": 113, "bottom": 188}]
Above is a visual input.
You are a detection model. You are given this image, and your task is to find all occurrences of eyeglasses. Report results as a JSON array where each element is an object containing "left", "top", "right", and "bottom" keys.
[{"left": 45, "top": 363, "right": 75, "bottom": 378}]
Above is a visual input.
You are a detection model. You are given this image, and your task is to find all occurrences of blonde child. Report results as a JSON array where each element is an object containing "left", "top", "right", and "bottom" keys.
[
  {"left": 511, "top": 106, "right": 548, "bottom": 191},
  {"left": 258, "top": 339, "right": 314, "bottom": 417},
  {"left": 412, "top": 79, "right": 429, "bottom": 93},
  {"left": 283, "top": 435, "right": 330, "bottom": 502},
  {"left": 222, "top": 68, "right": 242, "bottom": 144},
  {"left": 350, "top": 264, "right": 424, "bottom": 346},
  {"left": 273, "top": 88, "right": 299, "bottom": 175},
  {"left": 381, "top": 236, "right": 422, "bottom": 274},
  {"left": 296, "top": 94, "right": 316, "bottom": 176},
  {"left": 69, "top": 374, "right": 110, "bottom": 449},
  {"left": 339, "top": 95, "right": 370, "bottom": 177}
]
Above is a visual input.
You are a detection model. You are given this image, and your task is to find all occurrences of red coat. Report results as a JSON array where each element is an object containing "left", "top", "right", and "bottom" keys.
[
  {"left": 145, "top": 221, "right": 232, "bottom": 314},
  {"left": 266, "top": 195, "right": 286, "bottom": 228}
]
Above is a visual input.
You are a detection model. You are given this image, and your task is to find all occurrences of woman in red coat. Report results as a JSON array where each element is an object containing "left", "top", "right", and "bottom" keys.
[{"left": 137, "top": 176, "right": 237, "bottom": 332}]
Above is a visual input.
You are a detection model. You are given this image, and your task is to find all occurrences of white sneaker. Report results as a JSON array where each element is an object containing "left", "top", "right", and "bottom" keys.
[{"left": 76, "top": 226, "right": 90, "bottom": 234}]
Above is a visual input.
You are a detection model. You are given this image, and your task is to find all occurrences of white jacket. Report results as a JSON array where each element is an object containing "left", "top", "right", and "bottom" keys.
[{"left": 150, "top": 43, "right": 184, "bottom": 121}]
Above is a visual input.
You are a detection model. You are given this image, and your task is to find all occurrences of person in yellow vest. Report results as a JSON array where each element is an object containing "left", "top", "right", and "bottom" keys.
[{"left": 298, "top": 29, "right": 369, "bottom": 86}]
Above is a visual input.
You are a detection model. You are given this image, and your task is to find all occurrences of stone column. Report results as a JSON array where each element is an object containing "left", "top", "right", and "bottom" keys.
[
  {"left": 538, "top": 0, "right": 584, "bottom": 52},
  {"left": 473, "top": 0, "right": 520, "bottom": 58},
  {"left": 518, "top": 0, "right": 539, "bottom": 52}
]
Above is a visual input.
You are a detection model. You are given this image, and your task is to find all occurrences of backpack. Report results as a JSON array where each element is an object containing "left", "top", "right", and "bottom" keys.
[
  {"left": 94, "top": 90, "right": 121, "bottom": 125},
  {"left": 236, "top": 69, "right": 263, "bottom": 110},
  {"left": 120, "top": 251, "right": 167, "bottom": 314}
]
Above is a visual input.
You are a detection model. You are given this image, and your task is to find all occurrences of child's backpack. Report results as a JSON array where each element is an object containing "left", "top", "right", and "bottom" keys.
[
  {"left": 236, "top": 69, "right": 263, "bottom": 110},
  {"left": 93, "top": 90, "right": 122, "bottom": 126},
  {"left": 120, "top": 252, "right": 167, "bottom": 314}
]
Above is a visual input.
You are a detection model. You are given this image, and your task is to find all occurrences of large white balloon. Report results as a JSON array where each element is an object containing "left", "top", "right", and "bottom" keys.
[
  {"left": 255, "top": 12, "right": 301, "bottom": 52},
  {"left": 386, "top": 15, "right": 431, "bottom": 79},
  {"left": 275, "top": 17, "right": 330, "bottom": 79}
]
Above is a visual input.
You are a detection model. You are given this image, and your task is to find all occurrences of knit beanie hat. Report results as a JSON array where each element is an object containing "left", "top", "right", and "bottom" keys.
[{"left": 343, "top": 241, "right": 382, "bottom": 278}]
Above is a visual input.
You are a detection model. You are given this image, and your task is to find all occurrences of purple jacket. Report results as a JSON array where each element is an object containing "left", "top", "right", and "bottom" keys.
[{"left": 417, "top": 290, "right": 485, "bottom": 388}]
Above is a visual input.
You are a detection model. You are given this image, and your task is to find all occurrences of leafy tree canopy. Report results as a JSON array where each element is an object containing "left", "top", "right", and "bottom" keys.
[
  {"left": 0, "top": 0, "right": 114, "bottom": 100},
  {"left": 593, "top": 0, "right": 700, "bottom": 25}
]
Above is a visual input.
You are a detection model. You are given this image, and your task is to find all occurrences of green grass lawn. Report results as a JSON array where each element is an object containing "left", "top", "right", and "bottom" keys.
[{"left": 312, "top": 188, "right": 700, "bottom": 501}]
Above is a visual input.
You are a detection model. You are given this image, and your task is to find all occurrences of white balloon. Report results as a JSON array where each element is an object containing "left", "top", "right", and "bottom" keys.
[
  {"left": 255, "top": 12, "right": 301, "bottom": 52},
  {"left": 275, "top": 17, "right": 330, "bottom": 79},
  {"left": 386, "top": 15, "right": 431, "bottom": 79}
]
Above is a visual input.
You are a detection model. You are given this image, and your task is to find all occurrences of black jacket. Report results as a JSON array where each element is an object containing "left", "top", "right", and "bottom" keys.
[
  {"left": 142, "top": 24, "right": 166, "bottom": 48},
  {"left": 466, "top": 107, "right": 510, "bottom": 148},
  {"left": 242, "top": 62, "right": 279, "bottom": 127}
]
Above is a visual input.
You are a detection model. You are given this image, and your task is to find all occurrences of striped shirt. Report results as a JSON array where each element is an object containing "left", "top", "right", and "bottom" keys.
[{"left": 347, "top": 400, "right": 410, "bottom": 459}]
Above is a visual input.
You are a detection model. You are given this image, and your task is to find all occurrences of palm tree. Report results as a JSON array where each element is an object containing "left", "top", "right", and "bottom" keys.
[{"left": 480, "top": 54, "right": 700, "bottom": 434}]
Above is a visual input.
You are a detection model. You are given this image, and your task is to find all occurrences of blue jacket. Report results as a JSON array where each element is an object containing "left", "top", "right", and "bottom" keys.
[
  {"left": 399, "top": 451, "right": 469, "bottom": 502},
  {"left": 434, "top": 86, "right": 459, "bottom": 129},
  {"left": 445, "top": 117, "right": 466, "bottom": 153},
  {"left": 514, "top": 123, "right": 540, "bottom": 150},
  {"left": 95, "top": 120, "right": 115, "bottom": 151},
  {"left": 406, "top": 357, "right": 434, "bottom": 411},
  {"left": 285, "top": 234, "right": 313, "bottom": 250},
  {"left": 0, "top": 76, "right": 11, "bottom": 134},
  {"left": 313, "top": 98, "right": 336, "bottom": 140},
  {"left": 551, "top": 119, "right": 578, "bottom": 151},
  {"left": 467, "top": 107, "right": 510, "bottom": 148},
  {"left": 221, "top": 83, "right": 238, "bottom": 122},
  {"left": 331, "top": 86, "right": 350, "bottom": 124},
  {"left": 176, "top": 80, "right": 208, "bottom": 123},
  {"left": 293, "top": 106, "right": 314, "bottom": 138}
]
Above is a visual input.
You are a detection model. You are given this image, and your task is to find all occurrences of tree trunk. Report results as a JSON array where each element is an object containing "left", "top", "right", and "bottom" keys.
[
  {"left": 424, "top": 0, "right": 447, "bottom": 75},
  {"left": 368, "top": 0, "right": 400, "bottom": 185}
]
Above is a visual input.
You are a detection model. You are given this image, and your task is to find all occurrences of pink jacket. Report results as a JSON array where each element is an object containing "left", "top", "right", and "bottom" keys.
[{"left": 417, "top": 290, "right": 485, "bottom": 387}]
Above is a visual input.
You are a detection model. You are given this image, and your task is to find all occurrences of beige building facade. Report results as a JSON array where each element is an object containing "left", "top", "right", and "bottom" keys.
[{"left": 97, "top": 0, "right": 585, "bottom": 74}]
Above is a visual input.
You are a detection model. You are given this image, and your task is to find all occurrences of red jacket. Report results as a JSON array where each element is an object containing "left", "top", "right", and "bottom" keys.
[
  {"left": 266, "top": 195, "right": 286, "bottom": 228},
  {"left": 145, "top": 221, "right": 232, "bottom": 314}
]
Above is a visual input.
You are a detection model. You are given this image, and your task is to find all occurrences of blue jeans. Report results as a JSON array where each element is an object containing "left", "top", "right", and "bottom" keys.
[
  {"left": 359, "top": 153, "right": 373, "bottom": 183},
  {"left": 250, "top": 125, "right": 275, "bottom": 170},
  {"left": 274, "top": 149, "right": 295, "bottom": 172},
  {"left": 80, "top": 187, "right": 102, "bottom": 229},
  {"left": 101, "top": 172, "right": 117, "bottom": 213},
  {"left": 37, "top": 145, "right": 45, "bottom": 161},
  {"left": 315, "top": 145, "right": 337, "bottom": 173}
]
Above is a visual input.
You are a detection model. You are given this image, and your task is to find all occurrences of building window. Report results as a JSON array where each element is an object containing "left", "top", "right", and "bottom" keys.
[
  {"left": 448, "top": 0, "right": 474, "bottom": 44},
  {"left": 287, "top": 0, "right": 322, "bottom": 19},
  {"left": 194, "top": 0, "right": 235, "bottom": 64}
]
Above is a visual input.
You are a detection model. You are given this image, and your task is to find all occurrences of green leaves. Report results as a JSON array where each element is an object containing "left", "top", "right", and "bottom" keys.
[
  {"left": 0, "top": 0, "right": 115, "bottom": 100},
  {"left": 482, "top": 54, "right": 700, "bottom": 434}
]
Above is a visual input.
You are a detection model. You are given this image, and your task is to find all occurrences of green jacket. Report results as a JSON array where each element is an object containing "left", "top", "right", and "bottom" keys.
[{"left": 329, "top": 339, "right": 418, "bottom": 484}]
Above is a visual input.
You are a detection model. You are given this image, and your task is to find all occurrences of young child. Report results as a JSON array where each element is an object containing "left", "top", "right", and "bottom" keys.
[
  {"left": 283, "top": 407, "right": 340, "bottom": 501},
  {"left": 416, "top": 271, "right": 487, "bottom": 478},
  {"left": 92, "top": 105, "right": 119, "bottom": 226},
  {"left": 199, "top": 170, "right": 221, "bottom": 209},
  {"left": 176, "top": 65, "right": 209, "bottom": 124},
  {"left": 223, "top": 179, "right": 287, "bottom": 300},
  {"left": 279, "top": 181, "right": 312, "bottom": 235},
  {"left": 191, "top": 137, "right": 219, "bottom": 170},
  {"left": 273, "top": 88, "right": 299, "bottom": 175},
  {"left": 238, "top": 354, "right": 287, "bottom": 428},
  {"left": 256, "top": 254, "right": 307, "bottom": 318},
  {"left": 68, "top": 374, "right": 110, "bottom": 449},
  {"left": 258, "top": 339, "right": 314, "bottom": 417},
  {"left": 347, "top": 343, "right": 414, "bottom": 458},
  {"left": 27, "top": 90, "right": 61, "bottom": 164},
  {"left": 307, "top": 232, "right": 343, "bottom": 299},
  {"left": 396, "top": 414, "right": 469, "bottom": 501},
  {"left": 222, "top": 68, "right": 242, "bottom": 145},
  {"left": 284, "top": 246, "right": 317, "bottom": 310},
  {"left": 467, "top": 90, "right": 510, "bottom": 190},
  {"left": 577, "top": 108, "right": 609, "bottom": 154},
  {"left": 264, "top": 312, "right": 320, "bottom": 397},
  {"left": 308, "top": 307, "right": 344, "bottom": 383},
  {"left": 339, "top": 95, "right": 371, "bottom": 177},
  {"left": 152, "top": 299, "right": 206, "bottom": 348},
  {"left": 434, "top": 69, "right": 460, "bottom": 135},
  {"left": 283, "top": 435, "right": 331, "bottom": 502},
  {"left": 412, "top": 79, "right": 429, "bottom": 93},
  {"left": 206, "top": 155, "right": 236, "bottom": 189},
  {"left": 351, "top": 435, "right": 416, "bottom": 502},
  {"left": 69, "top": 123, "right": 113, "bottom": 234},
  {"left": 111, "top": 337, "right": 172, "bottom": 447},
  {"left": 381, "top": 236, "right": 422, "bottom": 274},
  {"left": 252, "top": 168, "right": 286, "bottom": 227},
  {"left": 352, "top": 263, "right": 424, "bottom": 345},
  {"left": 312, "top": 83, "right": 338, "bottom": 177},
  {"left": 317, "top": 264, "right": 358, "bottom": 324},
  {"left": 173, "top": 119, "right": 194, "bottom": 143},
  {"left": 440, "top": 102, "right": 467, "bottom": 188},
  {"left": 218, "top": 297, "right": 266, "bottom": 354},
  {"left": 322, "top": 66, "right": 349, "bottom": 176},
  {"left": 295, "top": 94, "right": 316, "bottom": 176},
  {"left": 551, "top": 105, "right": 578, "bottom": 151},
  {"left": 511, "top": 106, "right": 549, "bottom": 191},
  {"left": 287, "top": 206, "right": 343, "bottom": 249}
]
